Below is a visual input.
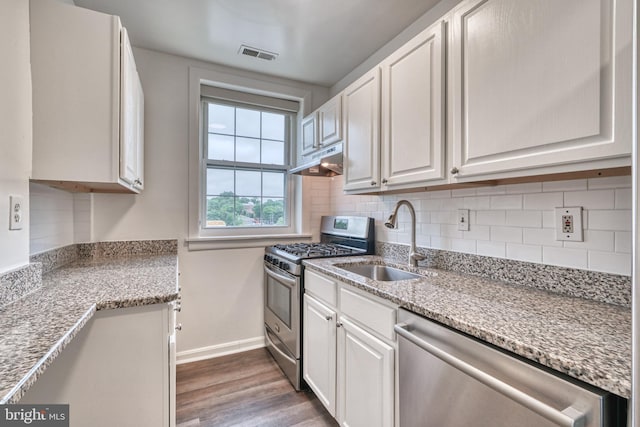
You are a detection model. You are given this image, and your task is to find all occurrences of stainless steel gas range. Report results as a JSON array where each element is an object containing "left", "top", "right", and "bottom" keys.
[{"left": 263, "top": 216, "right": 374, "bottom": 390}]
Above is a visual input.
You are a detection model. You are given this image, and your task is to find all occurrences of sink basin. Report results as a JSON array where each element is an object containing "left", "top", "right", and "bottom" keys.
[{"left": 338, "top": 264, "right": 423, "bottom": 281}]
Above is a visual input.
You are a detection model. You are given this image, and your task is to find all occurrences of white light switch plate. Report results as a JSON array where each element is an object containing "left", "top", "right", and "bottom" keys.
[
  {"left": 9, "top": 195, "right": 24, "bottom": 230},
  {"left": 457, "top": 209, "right": 470, "bottom": 231},
  {"left": 555, "top": 207, "right": 583, "bottom": 241}
]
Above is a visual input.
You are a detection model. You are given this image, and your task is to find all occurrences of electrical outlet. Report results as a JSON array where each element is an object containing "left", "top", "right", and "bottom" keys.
[
  {"left": 555, "top": 207, "right": 583, "bottom": 241},
  {"left": 9, "top": 195, "right": 24, "bottom": 230},
  {"left": 458, "top": 209, "right": 470, "bottom": 231}
]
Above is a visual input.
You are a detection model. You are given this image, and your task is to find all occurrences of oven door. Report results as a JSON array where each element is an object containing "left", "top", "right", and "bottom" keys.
[{"left": 264, "top": 263, "right": 300, "bottom": 358}]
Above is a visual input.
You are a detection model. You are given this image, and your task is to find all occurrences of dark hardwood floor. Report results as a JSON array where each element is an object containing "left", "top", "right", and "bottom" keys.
[{"left": 176, "top": 348, "right": 338, "bottom": 427}]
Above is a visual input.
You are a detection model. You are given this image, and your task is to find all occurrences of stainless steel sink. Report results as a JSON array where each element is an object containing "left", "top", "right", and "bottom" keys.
[{"left": 338, "top": 264, "right": 423, "bottom": 281}]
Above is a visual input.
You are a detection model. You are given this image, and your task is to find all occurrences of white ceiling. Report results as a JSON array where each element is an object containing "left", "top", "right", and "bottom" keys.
[{"left": 73, "top": 0, "right": 440, "bottom": 87}]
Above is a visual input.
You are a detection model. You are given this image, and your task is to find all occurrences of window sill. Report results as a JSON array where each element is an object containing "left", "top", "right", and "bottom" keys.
[{"left": 185, "top": 233, "right": 313, "bottom": 251}]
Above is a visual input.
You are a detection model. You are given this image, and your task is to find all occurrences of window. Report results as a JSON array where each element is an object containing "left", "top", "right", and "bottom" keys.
[{"left": 202, "top": 98, "right": 293, "bottom": 229}]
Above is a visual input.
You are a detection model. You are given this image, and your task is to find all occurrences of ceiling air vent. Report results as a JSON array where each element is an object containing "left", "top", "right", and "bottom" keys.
[{"left": 239, "top": 45, "right": 278, "bottom": 61}]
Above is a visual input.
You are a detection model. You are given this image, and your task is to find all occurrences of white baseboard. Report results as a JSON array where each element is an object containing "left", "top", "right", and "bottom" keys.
[{"left": 176, "top": 336, "right": 266, "bottom": 364}]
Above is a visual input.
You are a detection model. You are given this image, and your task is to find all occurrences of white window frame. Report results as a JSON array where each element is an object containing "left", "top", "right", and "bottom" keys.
[{"left": 187, "top": 67, "right": 313, "bottom": 250}]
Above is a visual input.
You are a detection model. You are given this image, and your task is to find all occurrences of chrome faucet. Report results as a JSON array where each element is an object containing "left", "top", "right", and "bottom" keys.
[{"left": 384, "top": 200, "right": 426, "bottom": 267}]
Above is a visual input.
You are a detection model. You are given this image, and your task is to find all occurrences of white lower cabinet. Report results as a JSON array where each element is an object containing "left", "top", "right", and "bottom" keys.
[
  {"left": 303, "top": 293, "right": 337, "bottom": 416},
  {"left": 303, "top": 270, "right": 397, "bottom": 426},
  {"left": 20, "top": 303, "right": 175, "bottom": 427},
  {"left": 338, "top": 317, "right": 394, "bottom": 427}
]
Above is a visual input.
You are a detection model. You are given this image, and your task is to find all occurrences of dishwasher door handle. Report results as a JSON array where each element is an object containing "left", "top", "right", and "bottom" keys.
[{"left": 394, "top": 323, "right": 586, "bottom": 427}]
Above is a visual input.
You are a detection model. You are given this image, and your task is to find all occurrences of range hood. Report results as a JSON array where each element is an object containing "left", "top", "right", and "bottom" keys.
[{"left": 289, "top": 144, "right": 343, "bottom": 177}]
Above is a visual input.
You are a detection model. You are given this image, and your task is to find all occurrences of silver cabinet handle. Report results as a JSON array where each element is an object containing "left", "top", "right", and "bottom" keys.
[
  {"left": 336, "top": 322, "right": 343, "bottom": 328},
  {"left": 450, "top": 167, "right": 459, "bottom": 175},
  {"left": 394, "top": 323, "right": 586, "bottom": 427},
  {"left": 370, "top": 181, "right": 377, "bottom": 186},
  {"left": 175, "top": 323, "right": 182, "bottom": 331},
  {"left": 174, "top": 305, "right": 181, "bottom": 312},
  {"left": 325, "top": 315, "right": 333, "bottom": 321},
  {"left": 382, "top": 178, "right": 388, "bottom": 184}
]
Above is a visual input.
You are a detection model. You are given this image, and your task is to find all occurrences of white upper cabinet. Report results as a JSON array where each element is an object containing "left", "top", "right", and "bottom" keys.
[
  {"left": 450, "top": 0, "right": 633, "bottom": 180},
  {"left": 381, "top": 20, "right": 446, "bottom": 188},
  {"left": 120, "top": 28, "right": 144, "bottom": 190},
  {"left": 318, "top": 93, "right": 343, "bottom": 147},
  {"left": 300, "top": 114, "right": 318, "bottom": 156},
  {"left": 30, "top": 0, "right": 145, "bottom": 193},
  {"left": 343, "top": 68, "right": 381, "bottom": 193}
]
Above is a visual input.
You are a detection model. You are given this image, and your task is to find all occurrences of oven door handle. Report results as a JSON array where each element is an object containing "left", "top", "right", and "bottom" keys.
[
  {"left": 265, "top": 327, "right": 297, "bottom": 365},
  {"left": 264, "top": 264, "right": 297, "bottom": 287}
]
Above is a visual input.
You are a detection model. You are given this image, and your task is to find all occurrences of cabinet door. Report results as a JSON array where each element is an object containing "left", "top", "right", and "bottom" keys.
[
  {"left": 343, "top": 68, "right": 381, "bottom": 192},
  {"left": 450, "top": 0, "right": 633, "bottom": 180},
  {"left": 338, "top": 317, "right": 394, "bottom": 427},
  {"left": 318, "top": 94, "right": 343, "bottom": 147},
  {"left": 303, "top": 294, "right": 337, "bottom": 416},
  {"left": 120, "top": 28, "right": 142, "bottom": 188},
  {"left": 301, "top": 114, "right": 318, "bottom": 155},
  {"left": 381, "top": 20, "right": 445, "bottom": 187}
]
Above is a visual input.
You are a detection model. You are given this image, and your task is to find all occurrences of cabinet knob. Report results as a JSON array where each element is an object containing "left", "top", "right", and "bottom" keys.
[
  {"left": 174, "top": 305, "right": 181, "bottom": 312},
  {"left": 175, "top": 323, "right": 182, "bottom": 331},
  {"left": 382, "top": 178, "right": 388, "bottom": 184},
  {"left": 336, "top": 322, "right": 344, "bottom": 328},
  {"left": 450, "top": 167, "right": 459, "bottom": 175},
  {"left": 134, "top": 178, "right": 143, "bottom": 186},
  {"left": 325, "top": 315, "right": 333, "bottom": 321},
  {"left": 370, "top": 181, "right": 377, "bottom": 186}
]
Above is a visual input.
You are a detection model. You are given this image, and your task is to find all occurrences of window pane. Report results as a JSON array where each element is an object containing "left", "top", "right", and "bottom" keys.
[
  {"left": 208, "top": 104, "right": 234, "bottom": 135},
  {"left": 263, "top": 172, "right": 284, "bottom": 197},
  {"left": 236, "top": 137, "right": 260, "bottom": 163},
  {"left": 236, "top": 108, "right": 260, "bottom": 138},
  {"left": 206, "top": 195, "right": 237, "bottom": 227},
  {"left": 236, "top": 170, "right": 261, "bottom": 196},
  {"left": 206, "top": 168, "right": 234, "bottom": 196},
  {"left": 258, "top": 198, "right": 285, "bottom": 225},
  {"left": 262, "top": 140, "right": 284, "bottom": 165},
  {"left": 236, "top": 196, "right": 258, "bottom": 226},
  {"left": 262, "top": 112, "right": 285, "bottom": 141},
  {"left": 208, "top": 134, "right": 234, "bottom": 161}
]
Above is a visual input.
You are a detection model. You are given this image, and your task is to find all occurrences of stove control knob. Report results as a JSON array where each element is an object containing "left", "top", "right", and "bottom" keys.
[
  {"left": 280, "top": 263, "right": 290, "bottom": 271},
  {"left": 272, "top": 258, "right": 278, "bottom": 265},
  {"left": 264, "top": 254, "right": 269, "bottom": 262}
]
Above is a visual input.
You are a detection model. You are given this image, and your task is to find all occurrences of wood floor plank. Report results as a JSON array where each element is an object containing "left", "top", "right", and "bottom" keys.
[{"left": 177, "top": 348, "right": 337, "bottom": 426}]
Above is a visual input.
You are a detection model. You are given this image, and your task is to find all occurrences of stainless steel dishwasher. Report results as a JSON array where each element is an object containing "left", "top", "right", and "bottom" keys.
[{"left": 395, "top": 309, "right": 625, "bottom": 427}]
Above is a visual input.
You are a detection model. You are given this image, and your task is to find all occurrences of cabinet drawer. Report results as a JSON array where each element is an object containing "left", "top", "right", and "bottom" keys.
[
  {"left": 305, "top": 270, "right": 337, "bottom": 307},
  {"left": 340, "top": 287, "right": 396, "bottom": 341}
]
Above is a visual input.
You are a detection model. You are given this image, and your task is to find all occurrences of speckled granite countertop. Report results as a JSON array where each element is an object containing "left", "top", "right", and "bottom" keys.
[
  {"left": 303, "top": 256, "right": 631, "bottom": 399},
  {"left": 0, "top": 254, "right": 178, "bottom": 404}
]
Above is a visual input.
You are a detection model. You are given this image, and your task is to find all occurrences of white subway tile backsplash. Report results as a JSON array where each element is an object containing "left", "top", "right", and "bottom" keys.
[
  {"left": 463, "top": 224, "right": 491, "bottom": 241},
  {"left": 505, "top": 210, "right": 542, "bottom": 228},
  {"left": 615, "top": 188, "right": 632, "bottom": 209},
  {"left": 477, "top": 240, "right": 506, "bottom": 258},
  {"left": 451, "top": 238, "right": 476, "bottom": 254},
  {"left": 523, "top": 192, "right": 563, "bottom": 210},
  {"left": 543, "top": 247, "right": 588, "bottom": 270},
  {"left": 476, "top": 210, "right": 506, "bottom": 226},
  {"left": 615, "top": 232, "right": 632, "bottom": 253},
  {"left": 542, "top": 179, "right": 587, "bottom": 192},
  {"left": 588, "top": 251, "right": 631, "bottom": 276},
  {"left": 587, "top": 175, "right": 632, "bottom": 189},
  {"left": 505, "top": 182, "right": 542, "bottom": 194},
  {"left": 491, "top": 226, "right": 523, "bottom": 243},
  {"left": 490, "top": 195, "right": 523, "bottom": 210},
  {"left": 523, "top": 228, "right": 562, "bottom": 247},
  {"left": 328, "top": 175, "right": 629, "bottom": 275},
  {"left": 506, "top": 243, "right": 542, "bottom": 263},
  {"left": 589, "top": 210, "right": 632, "bottom": 231},
  {"left": 476, "top": 185, "right": 506, "bottom": 195},
  {"left": 463, "top": 196, "right": 491, "bottom": 210},
  {"left": 563, "top": 230, "right": 615, "bottom": 252},
  {"left": 563, "top": 190, "right": 615, "bottom": 210}
]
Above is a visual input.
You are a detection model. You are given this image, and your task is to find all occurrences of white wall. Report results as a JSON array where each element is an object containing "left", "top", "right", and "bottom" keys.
[
  {"left": 330, "top": 175, "right": 633, "bottom": 276},
  {"left": 0, "top": 0, "right": 32, "bottom": 273}
]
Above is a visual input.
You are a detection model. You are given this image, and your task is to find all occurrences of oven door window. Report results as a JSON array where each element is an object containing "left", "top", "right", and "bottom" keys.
[{"left": 266, "top": 275, "right": 292, "bottom": 328}]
